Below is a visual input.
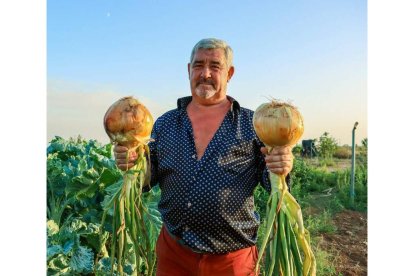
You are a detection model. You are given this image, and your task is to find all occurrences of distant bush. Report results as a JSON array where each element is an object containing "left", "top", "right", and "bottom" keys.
[
  {"left": 316, "top": 132, "right": 338, "bottom": 159},
  {"left": 333, "top": 146, "right": 351, "bottom": 159},
  {"left": 292, "top": 144, "right": 303, "bottom": 156}
]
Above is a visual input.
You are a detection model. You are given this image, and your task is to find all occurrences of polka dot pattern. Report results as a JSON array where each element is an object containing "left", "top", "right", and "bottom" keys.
[{"left": 148, "top": 96, "right": 272, "bottom": 254}]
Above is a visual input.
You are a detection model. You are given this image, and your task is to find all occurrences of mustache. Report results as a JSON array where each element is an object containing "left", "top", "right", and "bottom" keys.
[{"left": 197, "top": 79, "right": 215, "bottom": 87}]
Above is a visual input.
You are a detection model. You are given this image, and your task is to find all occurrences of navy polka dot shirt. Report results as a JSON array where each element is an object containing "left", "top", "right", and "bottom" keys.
[{"left": 148, "top": 96, "right": 273, "bottom": 254}]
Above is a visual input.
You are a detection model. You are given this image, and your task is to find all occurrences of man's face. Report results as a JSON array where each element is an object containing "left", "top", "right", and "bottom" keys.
[{"left": 188, "top": 48, "right": 234, "bottom": 105}]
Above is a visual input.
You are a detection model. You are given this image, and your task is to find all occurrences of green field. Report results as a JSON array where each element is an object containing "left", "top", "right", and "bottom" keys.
[{"left": 47, "top": 136, "right": 367, "bottom": 275}]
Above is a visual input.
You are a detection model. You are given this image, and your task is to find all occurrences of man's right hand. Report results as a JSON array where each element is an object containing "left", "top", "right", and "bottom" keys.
[{"left": 113, "top": 145, "right": 138, "bottom": 171}]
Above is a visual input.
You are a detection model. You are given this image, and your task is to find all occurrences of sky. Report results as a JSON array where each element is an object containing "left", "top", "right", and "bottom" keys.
[{"left": 47, "top": 0, "right": 367, "bottom": 146}]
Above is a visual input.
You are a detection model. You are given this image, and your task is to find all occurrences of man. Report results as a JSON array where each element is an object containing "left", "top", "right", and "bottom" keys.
[{"left": 114, "top": 38, "right": 294, "bottom": 276}]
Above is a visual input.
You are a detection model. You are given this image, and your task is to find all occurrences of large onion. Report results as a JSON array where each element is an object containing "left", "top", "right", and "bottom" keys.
[
  {"left": 101, "top": 96, "right": 156, "bottom": 275},
  {"left": 253, "top": 100, "right": 304, "bottom": 147},
  {"left": 103, "top": 96, "right": 153, "bottom": 148},
  {"left": 253, "top": 100, "right": 316, "bottom": 276}
]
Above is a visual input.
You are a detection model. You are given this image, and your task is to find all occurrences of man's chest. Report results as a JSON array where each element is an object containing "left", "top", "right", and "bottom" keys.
[
  {"left": 187, "top": 107, "right": 229, "bottom": 159},
  {"left": 191, "top": 114, "right": 224, "bottom": 140}
]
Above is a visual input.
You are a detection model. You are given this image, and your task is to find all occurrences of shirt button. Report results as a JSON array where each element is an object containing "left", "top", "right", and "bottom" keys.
[
  {"left": 187, "top": 202, "right": 192, "bottom": 208},
  {"left": 192, "top": 154, "right": 196, "bottom": 159}
]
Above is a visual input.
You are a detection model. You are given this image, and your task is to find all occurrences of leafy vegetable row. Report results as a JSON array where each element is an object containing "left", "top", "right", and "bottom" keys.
[{"left": 47, "top": 136, "right": 161, "bottom": 275}]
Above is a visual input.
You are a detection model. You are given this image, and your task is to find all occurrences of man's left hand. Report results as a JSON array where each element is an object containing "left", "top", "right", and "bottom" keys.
[{"left": 260, "top": 146, "right": 294, "bottom": 176}]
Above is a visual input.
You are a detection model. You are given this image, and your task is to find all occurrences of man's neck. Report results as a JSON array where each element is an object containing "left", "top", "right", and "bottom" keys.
[{"left": 189, "top": 96, "right": 230, "bottom": 110}]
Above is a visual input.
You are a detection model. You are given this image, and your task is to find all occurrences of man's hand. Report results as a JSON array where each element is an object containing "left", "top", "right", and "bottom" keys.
[
  {"left": 260, "top": 146, "right": 294, "bottom": 176},
  {"left": 114, "top": 145, "right": 138, "bottom": 171}
]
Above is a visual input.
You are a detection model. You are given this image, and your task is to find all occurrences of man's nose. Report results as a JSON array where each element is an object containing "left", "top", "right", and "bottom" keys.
[{"left": 200, "top": 66, "right": 211, "bottom": 78}]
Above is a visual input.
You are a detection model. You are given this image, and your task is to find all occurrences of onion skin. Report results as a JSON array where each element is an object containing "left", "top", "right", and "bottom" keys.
[
  {"left": 103, "top": 96, "right": 153, "bottom": 148},
  {"left": 253, "top": 100, "right": 304, "bottom": 147}
]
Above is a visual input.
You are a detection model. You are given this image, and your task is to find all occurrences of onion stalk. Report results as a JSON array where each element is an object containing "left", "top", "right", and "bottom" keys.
[
  {"left": 101, "top": 96, "right": 155, "bottom": 275},
  {"left": 253, "top": 100, "right": 316, "bottom": 276}
]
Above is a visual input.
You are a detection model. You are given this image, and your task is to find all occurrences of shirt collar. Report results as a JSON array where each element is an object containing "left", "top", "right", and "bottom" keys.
[{"left": 177, "top": 95, "right": 240, "bottom": 112}]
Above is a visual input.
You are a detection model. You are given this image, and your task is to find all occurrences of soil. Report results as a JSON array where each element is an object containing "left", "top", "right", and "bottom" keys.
[
  {"left": 319, "top": 210, "right": 368, "bottom": 276},
  {"left": 296, "top": 157, "right": 368, "bottom": 275},
  {"left": 304, "top": 157, "right": 367, "bottom": 275}
]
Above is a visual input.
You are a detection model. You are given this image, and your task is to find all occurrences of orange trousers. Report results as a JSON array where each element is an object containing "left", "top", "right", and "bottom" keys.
[{"left": 155, "top": 226, "right": 258, "bottom": 276}]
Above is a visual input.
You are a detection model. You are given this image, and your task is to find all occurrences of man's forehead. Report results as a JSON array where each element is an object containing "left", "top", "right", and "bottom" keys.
[{"left": 193, "top": 48, "right": 225, "bottom": 61}]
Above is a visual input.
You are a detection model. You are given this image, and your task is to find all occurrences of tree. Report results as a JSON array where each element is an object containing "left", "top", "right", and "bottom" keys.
[
  {"left": 292, "top": 144, "right": 303, "bottom": 156},
  {"left": 359, "top": 137, "right": 368, "bottom": 162},
  {"left": 361, "top": 138, "right": 368, "bottom": 150},
  {"left": 317, "top": 132, "right": 338, "bottom": 159}
]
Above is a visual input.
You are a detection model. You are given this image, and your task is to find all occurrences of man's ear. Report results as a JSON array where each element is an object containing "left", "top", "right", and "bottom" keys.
[
  {"left": 227, "top": 66, "right": 235, "bottom": 82},
  {"left": 187, "top": 63, "right": 191, "bottom": 79}
]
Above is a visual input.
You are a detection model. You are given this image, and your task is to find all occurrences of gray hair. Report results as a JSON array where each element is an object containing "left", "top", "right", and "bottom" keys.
[{"left": 189, "top": 38, "right": 233, "bottom": 68}]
